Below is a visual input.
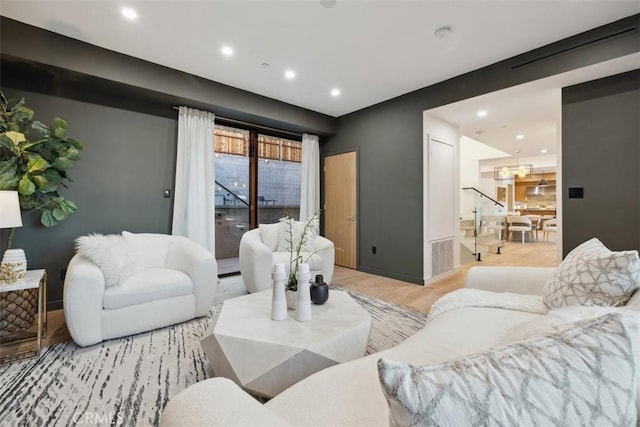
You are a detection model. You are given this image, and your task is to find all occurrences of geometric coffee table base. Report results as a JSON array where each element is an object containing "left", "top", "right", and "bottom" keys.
[{"left": 201, "top": 289, "right": 372, "bottom": 398}]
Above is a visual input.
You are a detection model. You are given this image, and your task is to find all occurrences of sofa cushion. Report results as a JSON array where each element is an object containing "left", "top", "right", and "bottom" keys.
[
  {"left": 122, "top": 231, "right": 172, "bottom": 268},
  {"left": 76, "top": 233, "right": 145, "bottom": 287},
  {"left": 377, "top": 314, "right": 637, "bottom": 427},
  {"left": 103, "top": 268, "right": 192, "bottom": 309},
  {"left": 259, "top": 223, "right": 280, "bottom": 252},
  {"left": 272, "top": 252, "right": 323, "bottom": 272},
  {"left": 542, "top": 237, "right": 640, "bottom": 308}
]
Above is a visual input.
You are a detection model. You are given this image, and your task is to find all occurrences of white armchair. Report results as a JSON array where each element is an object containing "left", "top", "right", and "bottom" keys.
[
  {"left": 239, "top": 224, "right": 335, "bottom": 293},
  {"left": 64, "top": 232, "right": 217, "bottom": 347}
]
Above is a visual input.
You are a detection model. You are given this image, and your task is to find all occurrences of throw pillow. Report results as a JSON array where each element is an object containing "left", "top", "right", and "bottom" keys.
[
  {"left": 122, "top": 231, "right": 172, "bottom": 268},
  {"left": 542, "top": 237, "right": 640, "bottom": 308},
  {"left": 276, "top": 217, "right": 317, "bottom": 254},
  {"left": 76, "top": 233, "right": 145, "bottom": 287},
  {"left": 377, "top": 314, "right": 637, "bottom": 427},
  {"left": 259, "top": 223, "right": 280, "bottom": 252}
]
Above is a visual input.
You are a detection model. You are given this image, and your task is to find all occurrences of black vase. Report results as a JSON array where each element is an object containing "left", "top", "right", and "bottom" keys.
[{"left": 310, "top": 274, "right": 329, "bottom": 305}]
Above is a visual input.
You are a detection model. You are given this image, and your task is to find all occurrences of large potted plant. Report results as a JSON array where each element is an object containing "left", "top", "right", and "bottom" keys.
[
  {"left": 0, "top": 92, "right": 83, "bottom": 245},
  {"left": 0, "top": 92, "right": 83, "bottom": 337}
]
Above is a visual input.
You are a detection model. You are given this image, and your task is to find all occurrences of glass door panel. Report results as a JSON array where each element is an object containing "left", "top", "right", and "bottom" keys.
[
  {"left": 257, "top": 134, "right": 302, "bottom": 224},
  {"left": 214, "top": 126, "right": 250, "bottom": 275}
]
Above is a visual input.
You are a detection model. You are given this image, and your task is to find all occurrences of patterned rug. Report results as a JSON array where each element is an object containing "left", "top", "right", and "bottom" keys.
[{"left": 0, "top": 285, "right": 428, "bottom": 426}]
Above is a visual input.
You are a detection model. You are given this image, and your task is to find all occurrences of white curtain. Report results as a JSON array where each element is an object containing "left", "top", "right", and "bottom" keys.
[
  {"left": 172, "top": 106, "right": 215, "bottom": 253},
  {"left": 300, "top": 133, "right": 320, "bottom": 221}
]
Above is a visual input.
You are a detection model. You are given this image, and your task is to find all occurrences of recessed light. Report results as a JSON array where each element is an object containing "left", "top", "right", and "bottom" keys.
[
  {"left": 221, "top": 46, "right": 234, "bottom": 57},
  {"left": 121, "top": 7, "right": 138, "bottom": 20},
  {"left": 330, "top": 88, "right": 341, "bottom": 97},
  {"left": 540, "top": 148, "right": 548, "bottom": 154},
  {"left": 516, "top": 134, "right": 525, "bottom": 140},
  {"left": 477, "top": 110, "right": 488, "bottom": 118},
  {"left": 320, "top": 0, "right": 337, "bottom": 8},
  {"left": 261, "top": 62, "right": 270, "bottom": 68},
  {"left": 285, "top": 70, "right": 296, "bottom": 79}
]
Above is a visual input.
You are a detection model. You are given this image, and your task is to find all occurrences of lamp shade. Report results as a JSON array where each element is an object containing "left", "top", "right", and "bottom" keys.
[{"left": 0, "top": 190, "right": 23, "bottom": 228}]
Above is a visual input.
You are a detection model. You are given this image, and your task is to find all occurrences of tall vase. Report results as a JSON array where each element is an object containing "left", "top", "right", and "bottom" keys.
[
  {"left": 295, "top": 263, "right": 312, "bottom": 322},
  {"left": 271, "top": 263, "right": 287, "bottom": 321}
]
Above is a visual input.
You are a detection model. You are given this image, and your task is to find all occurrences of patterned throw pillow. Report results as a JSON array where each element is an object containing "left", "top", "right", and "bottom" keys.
[
  {"left": 377, "top": 314, "right": 637, "bottom": 427},
  {"left": 542, "top": 238, "right": 640, "bottom": 308}
]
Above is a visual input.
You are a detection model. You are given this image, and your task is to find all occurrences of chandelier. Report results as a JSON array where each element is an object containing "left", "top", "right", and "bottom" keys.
[{"left": 494, "top": 163, "right": 533, "bottom": 179}]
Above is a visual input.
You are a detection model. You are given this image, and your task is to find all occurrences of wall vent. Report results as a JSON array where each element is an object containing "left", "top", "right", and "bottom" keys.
[{"left": 431, "top": 239, "right": 454, "bottom": 277}]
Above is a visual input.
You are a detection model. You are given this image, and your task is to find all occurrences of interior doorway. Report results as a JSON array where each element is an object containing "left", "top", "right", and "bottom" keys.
[{"left": 324, "top": 151, "right": 357, "bottom": 269}]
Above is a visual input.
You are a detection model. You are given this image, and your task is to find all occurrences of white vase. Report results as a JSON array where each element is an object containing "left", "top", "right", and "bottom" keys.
[
  {"left": 271, "top": 264, "right": 287, "bottom": 321},
  {"left": 1, "top": 249, "right": 27, "bottom": 280},
  {"left": 295, "top": 263, "right": 312, "bottom": 322}
]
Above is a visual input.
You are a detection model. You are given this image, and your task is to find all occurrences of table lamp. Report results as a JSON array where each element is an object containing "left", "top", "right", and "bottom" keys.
[{"left": 0, "top": 190, "right": 25, "bottom": 283}]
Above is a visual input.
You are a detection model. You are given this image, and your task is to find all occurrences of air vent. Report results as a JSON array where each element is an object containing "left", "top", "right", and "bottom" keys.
[{"left": 511, "top": 25, "right": 637, "bottom": 70}]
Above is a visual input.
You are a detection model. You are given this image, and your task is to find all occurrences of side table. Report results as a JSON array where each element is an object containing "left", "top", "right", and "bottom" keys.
[{"left": 0, "top": 269, "right": 47, "bottom": 364}]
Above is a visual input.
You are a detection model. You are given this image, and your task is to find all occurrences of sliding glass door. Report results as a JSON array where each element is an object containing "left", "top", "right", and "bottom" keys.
[{"left": 213, "top": 125, "right": 301, "bottom": 275}]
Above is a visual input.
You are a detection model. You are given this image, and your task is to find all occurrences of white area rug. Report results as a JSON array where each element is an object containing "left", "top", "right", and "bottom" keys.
[{"left": 0, "top": 280, "right": 428, "bottom": 426}]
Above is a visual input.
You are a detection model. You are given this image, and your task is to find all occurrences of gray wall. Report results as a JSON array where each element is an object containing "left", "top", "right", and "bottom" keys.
[
  {"left": 324, "top": 14, "right": 639, "bottom": 284},
  {"left": 562, "top": 70, "right": 640, "bottom": 254},
  {"left": 2, "top": 87, "right": 178, "bottom": 308}
]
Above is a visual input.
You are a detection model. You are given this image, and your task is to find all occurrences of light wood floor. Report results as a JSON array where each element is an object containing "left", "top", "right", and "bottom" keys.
[
  {"left": 13, "top": 238, "right": 559, "bottom": 350},
  {"left": 336, "top": 239, "right": 559, "bottom": 314}
]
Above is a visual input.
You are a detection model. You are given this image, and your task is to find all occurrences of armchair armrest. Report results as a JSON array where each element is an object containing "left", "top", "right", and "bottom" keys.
[
  {"left": 160, "top": 378, "right": 293, "bottom": 427},
  {"left": 166, "top": 236, "right": 218, "bottom": 316},
  {"left": 63, "top": 254, "right": 106, "bottom": 347},
  {"left": 314, "top": 235, "right": 335, "bottom": 284},
  {"left": 465, "top": 266, "right": 556, "bottom": 296},
  {"left": 239, "top": 229, "right": 274, "bottom": 293}
]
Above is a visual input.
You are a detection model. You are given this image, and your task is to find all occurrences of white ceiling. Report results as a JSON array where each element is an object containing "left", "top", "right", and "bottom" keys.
[{"left": 1, "top": 1, "right": 638, "bottom": 117}]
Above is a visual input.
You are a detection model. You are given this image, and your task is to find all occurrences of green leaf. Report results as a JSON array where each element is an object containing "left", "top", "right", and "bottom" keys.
[
  {"left": 52, "top": 206, "right": 67, "bottom": 221},
  {"left": 0, "top": 160, "right": 19, "bottom": 190},
  {"left": 18, "top": 176, "right": 36, "bottom": 195},
  {"left": 43, "top": 169, "right": 62, "bottom": 184},
  {"left": 52, "top": 118, "right": 67, "bottom": 139},
  {"left": 30, "top": 120, "right": 49, "bottom": 136},
  {"left": 11, "top": 106, "right": 34, "bottom": 126},
  {"left": 4, "top": 131, "right": 26, "bottom": 145},
  {"left": 40, "top": 209, "right": 58, "bottom": 227},
  {"left": 19, "top": 138, "right": 46, "bottom": 151},
  {"left": 63, "top": 200, "right": 77, "bottom": 211},
  {"left": 27, "top": 157, "right": 48, "bottom": 173},
  {"left": 67, "top": 138, "right": 84, "bottom": 150},
  {"left": 0, "top": 134, "right": 15, "bottom": 152},
  {"left": 66, "top": 146, "right": 81, "bottom": 160},
  {"left": 52, "top": 157, "right": 73, "bottom": 171}
]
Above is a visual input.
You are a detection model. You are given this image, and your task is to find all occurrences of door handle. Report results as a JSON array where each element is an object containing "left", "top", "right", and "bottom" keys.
[{"left": 347, "top": 216, "right": 356, "bottom": 221}]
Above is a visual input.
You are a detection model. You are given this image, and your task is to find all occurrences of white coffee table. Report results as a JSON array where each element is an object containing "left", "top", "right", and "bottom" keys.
[{"left": 201, "top": 289, "right": 372, "bottom": 398}]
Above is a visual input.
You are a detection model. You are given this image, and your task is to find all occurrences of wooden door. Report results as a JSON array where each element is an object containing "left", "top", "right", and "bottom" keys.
[{"left": 324, "top": 152, "right": 357, "bottom": 268}]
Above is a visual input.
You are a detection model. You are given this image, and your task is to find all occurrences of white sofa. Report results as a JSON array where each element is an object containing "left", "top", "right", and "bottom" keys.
[
  {"left": 239, "top": 225, "right": 335, "bottom": 293},
  {"left": 161, "top": 265, "right": 640, "bottom": 426},
  {"left": 64, "top": 233, "right": 217, "bottom": 347}
]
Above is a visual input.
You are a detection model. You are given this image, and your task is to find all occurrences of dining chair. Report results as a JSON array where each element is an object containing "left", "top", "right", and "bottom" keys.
[
  {"left": 542, "top": 218, "right": 558, "bottom": 242},
  {"left": 506, "top": 216, "right": 533, "bottom": 243}
]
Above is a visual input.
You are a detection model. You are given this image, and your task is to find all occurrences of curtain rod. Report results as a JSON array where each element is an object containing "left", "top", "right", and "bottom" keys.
[{"left": 173, "top": 106, "right": 303, "bottom": 139}]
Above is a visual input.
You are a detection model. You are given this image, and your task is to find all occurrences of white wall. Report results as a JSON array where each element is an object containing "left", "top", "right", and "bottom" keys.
[
  {"left": 460, "top": 136, "right": 510, "bottom": 216},
  {"left": 423, "top": 112, "right": 459, "bottom": 284}
]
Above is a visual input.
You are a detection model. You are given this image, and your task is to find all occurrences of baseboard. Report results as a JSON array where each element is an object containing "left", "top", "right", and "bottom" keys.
[
  {"left": 357, "top": 266, "right": 423, "bottom": 285},
  {"left": 47, "top": 300, "right": 63, "bottom": 311}
]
